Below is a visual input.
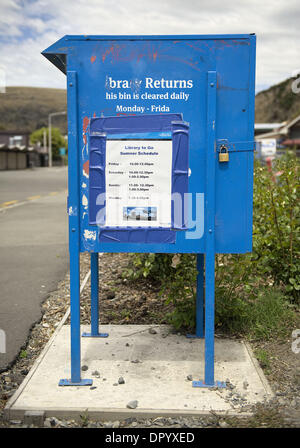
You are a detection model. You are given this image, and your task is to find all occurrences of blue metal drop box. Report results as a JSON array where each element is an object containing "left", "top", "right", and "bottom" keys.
[{"left": 43, "top": 34, "right": 256, "bottom": 388}]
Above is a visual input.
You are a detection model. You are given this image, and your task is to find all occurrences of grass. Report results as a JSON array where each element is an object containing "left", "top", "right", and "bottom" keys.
[
  {"left": 254, "top": 348, "right": 271, "bottom": 373},
  {"left": 215, "top": 287, "right": 297, "bottom": 341},
  {"left": 226, "top": 404, "right": 286, "bottom": 428},
  {"left": 120, "top": 310, "right": 131, "bottom": 319},
  {"left": 19, "top": 350, "right": 27, "bottom": 359},
  {"left": 247, "top": 290, "right": 296, "bottom": 340}
]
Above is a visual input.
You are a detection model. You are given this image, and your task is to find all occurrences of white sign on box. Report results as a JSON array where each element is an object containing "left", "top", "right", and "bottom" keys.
[{"left": 105, "top": 140, "right": 172, "bottom": 228}]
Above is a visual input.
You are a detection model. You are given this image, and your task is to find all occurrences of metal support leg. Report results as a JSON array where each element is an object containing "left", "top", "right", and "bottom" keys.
[
  {"left": 186, "top": 254, "right": 204, "bottom": 339},
  {"left": 59, "top": 70, "right": 92, "bottom": 386},
  {"left": 196, "top": 254, "right": 204, "bottom": 337},
  {"left": 193, "top": 70, "right": 225, "bottom": 389},
  {"left": 204, "top": 251, "right": 215, "bottom": 384},
  {"left": 82, "top": 252, "right": 108, "bottom": 338},
  {"left": 59, "top": 250, "right": 92, "bottom": 386},
  {"left": 193, "top": 253, "right": 225, "bottom": 388}
]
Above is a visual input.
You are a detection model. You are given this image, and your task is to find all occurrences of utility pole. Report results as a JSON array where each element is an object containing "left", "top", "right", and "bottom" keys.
[
  {"left": 43, "top": 129, "right": 47, "bottom": 150},
  {"left": 48, "top": 111, "right": 66, "bottom": 167}
]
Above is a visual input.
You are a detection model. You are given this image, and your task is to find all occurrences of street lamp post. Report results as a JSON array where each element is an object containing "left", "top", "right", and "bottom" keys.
[{"left": 48, "top": 111, "right": 66, "bottom": 167}]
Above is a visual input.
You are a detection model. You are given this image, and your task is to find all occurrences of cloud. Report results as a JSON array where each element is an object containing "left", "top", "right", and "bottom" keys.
[{"left": 0, "top": 0, "right": 299, "bottom": 91}]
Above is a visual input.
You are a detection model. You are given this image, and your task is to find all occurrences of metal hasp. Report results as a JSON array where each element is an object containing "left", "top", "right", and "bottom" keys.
[{"left": 42, "top": 34, "right": 256, "bottom": 388}]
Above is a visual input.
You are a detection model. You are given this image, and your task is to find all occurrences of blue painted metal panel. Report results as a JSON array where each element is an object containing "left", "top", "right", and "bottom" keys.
[{"left": 42, "top": 34, "right": 255, "bottom": 254}]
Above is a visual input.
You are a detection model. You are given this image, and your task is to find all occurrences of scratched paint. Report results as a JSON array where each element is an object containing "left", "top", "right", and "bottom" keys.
[
  {"left": 82, "top": 194, "right": 88, "bottom": 208},
  {"left": 68, "top": 206, "right": 77, "bottom": 216},
  {"left": 101, "top": 44, "right": 122, "bottom": 63},
  {"left": 83, "top": 160, "right": 89, "bottom": 178},
  {"left": 83, "top": 229, "right": 96, "bottom": 241},
  {"left": 82, "top": 116, "right": 89, "bottom": 145},
  {"left": 82, "top": 229, "right": 97, "bottom": 250}
]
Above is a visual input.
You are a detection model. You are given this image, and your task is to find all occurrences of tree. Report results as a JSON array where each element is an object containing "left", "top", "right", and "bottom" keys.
[{"left": 30, "top": 127, "right": 67, "bottom": 160}]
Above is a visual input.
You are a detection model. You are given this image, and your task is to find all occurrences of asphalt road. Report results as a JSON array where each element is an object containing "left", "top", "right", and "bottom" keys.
[{"left": 0, "top": 167, "right": 68, "bottom": 370}]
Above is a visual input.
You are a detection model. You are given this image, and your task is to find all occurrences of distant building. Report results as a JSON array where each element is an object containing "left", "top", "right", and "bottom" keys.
[
  {"left": 0, "top": 130, "right": 30, "bottom": 148},
  {"left": 255, "top": 115, "right": 300, "bottom": 150},
  {"left": 254, "top": 123, "right": 284, "bottom": 137},
  {"left": 0, "top": 130, "right": 30, "bottom": 170},
  {"left": 279, "top": 115, "right": 300, "bottom": 148},
  {"left": 0, "top": 130, "right": 48, "bottom": 170}
]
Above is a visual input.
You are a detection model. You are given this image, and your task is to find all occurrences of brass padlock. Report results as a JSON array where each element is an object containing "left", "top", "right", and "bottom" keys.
[{"left": 219, "top": 145, "right": 229, "bottom": 162}]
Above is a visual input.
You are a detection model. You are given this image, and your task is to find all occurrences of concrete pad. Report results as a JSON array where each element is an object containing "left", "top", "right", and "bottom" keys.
[{"left": 5, "top": 325, "right": 273, "bottom": 421}]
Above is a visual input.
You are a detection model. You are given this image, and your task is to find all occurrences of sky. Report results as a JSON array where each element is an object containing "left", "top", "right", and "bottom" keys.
[{"left": 0, "top": 0, "right": 299, "bottom": 93}]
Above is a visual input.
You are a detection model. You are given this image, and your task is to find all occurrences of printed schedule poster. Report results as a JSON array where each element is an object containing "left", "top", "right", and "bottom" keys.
[{"left": 105, "top": 140, "right": 172, "bottom": 228}]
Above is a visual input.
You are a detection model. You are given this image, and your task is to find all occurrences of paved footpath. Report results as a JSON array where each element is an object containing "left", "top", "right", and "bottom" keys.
[{"left": 0, "top": 167, "right": 68, "bottom": 370}]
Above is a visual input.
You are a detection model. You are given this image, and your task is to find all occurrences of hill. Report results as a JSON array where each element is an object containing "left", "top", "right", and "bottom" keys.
[
  {"left": 0, "top": 86, "right": 67, "bottom": 134},
  {"left": 255, "top": 77, "right": 300, "bottom": 123},
  {"left": 1, "top": 79, "right": 300, "bottom": 134}
]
